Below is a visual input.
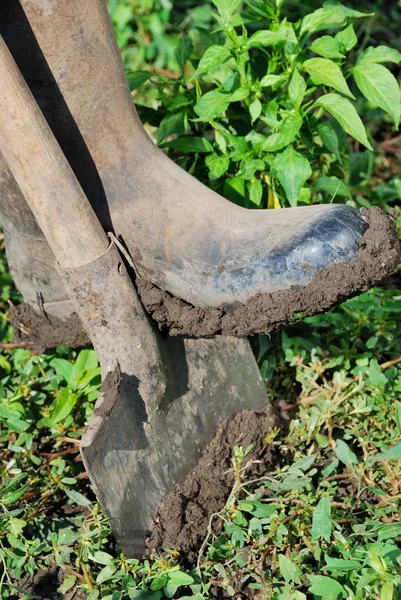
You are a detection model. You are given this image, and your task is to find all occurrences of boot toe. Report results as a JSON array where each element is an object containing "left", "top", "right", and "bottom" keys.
[
  {"left": 212, "top": 205, "right": 367, "bottom": 304},
  {"left": 285, "top": 204, "right": 367, "bottom": 277}
]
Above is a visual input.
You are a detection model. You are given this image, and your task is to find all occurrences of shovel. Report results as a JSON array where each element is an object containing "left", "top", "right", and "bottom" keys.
[{"left": 0, "top": 35, "right": 271, "bottom": 556}]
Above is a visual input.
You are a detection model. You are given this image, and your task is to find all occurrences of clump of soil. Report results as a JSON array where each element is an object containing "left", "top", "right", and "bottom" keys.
[
  {"left": 10, "top": 302, "right": 90, "bottom": 353},
  {"left": 146, "top": 406, "right": 280, "bottom": 562},
  {"left": 138, "top": 207, "right": 400, "bottom": 337}
]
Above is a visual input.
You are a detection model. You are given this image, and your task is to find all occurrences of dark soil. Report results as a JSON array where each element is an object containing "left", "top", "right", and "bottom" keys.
[
  {"left": 12, "top": 564, "right": 87, "bottom": 600},
  {"left": 10, "top": 303, "right": 90, "bottom": 353},
  {"left": 138, "top": 207, "right": 400, "bottom": 337},
  {"left": 146, "top": 406, "right": 281, "bottom": 563},
  {"left": 380, "top": 270, "right": 401, "bottom": 290}
]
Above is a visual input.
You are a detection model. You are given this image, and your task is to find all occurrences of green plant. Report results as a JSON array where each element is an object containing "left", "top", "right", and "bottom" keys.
[{"left": 131, "top": 0, "right": 401, "bottom": 213}]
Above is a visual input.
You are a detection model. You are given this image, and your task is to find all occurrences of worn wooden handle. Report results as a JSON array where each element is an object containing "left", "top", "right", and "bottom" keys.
[{"left": 0, "top": 35, "right": 108, "bottom": 268}]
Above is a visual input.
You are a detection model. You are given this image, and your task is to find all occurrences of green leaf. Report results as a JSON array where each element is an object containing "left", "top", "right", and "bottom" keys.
[
  {"left": 377, "top": 522, "right": 401, "bottom": 541},
  {"left": 367, "top": 358, "right": 388, "bottom": 388},
  {"left": 205, "top": 153, "right": 230, "bottom": 179},
  {"left": 238, "top": 500, "right": 280, "bottom": 518},
  {"left": 249, "top": 97, "right": 262, "bottom": 122},
  {"left": 318, "top": 122, "right": 342, "bottom": 162},
  {"left": 163, "top": 585, "right": 177, "bottom": 599},
  {"left": 96, "top": 565, "right": 117, "bottom": 584},
  {"left": 313, "top": 176, "right": 351, "bottom": 199},
  {"left": 74, "top": 349, "right": 98, "bottom": 372},
  {"left": 9, "top": 517, "right": 26, "bottom": 536},
  {"left": 310, "top": 36, "right": 345, "bottom": 59},
  {"left": 352, "top": 62, "right": 401, "bottom": 128},
  {"left": 57, "top": 575, "right": 76, "bottom": 594},
  {"left": 300, "top": 2, "right": 372, "bottom": 37},
  {"left": 371, "top": 441, "right": 401, "bottom": 461},
  {"left": 273, "top": 146, "right": 312, "bottom": 206},
  {"left": 165, "top": 137, "right": 213, "bottom": 153},
  {"left": 157, "top": 112, "right": 186, "bottom": 144},
  {"left": 278, "top": 554, "right": 302, "bottom": 585},
  {"left": 227, "top": 134, "right": 248, "bottom": 154},
  {"left": 170, "top": 95, "right": 191, "bottom": 110},
  {"left": 303, "top": 58, "right": 354, "bottom": 98},
  {"left": 289, "top": 69, "right": 307, "bottom": 106},
  {"left": 126, "top": 71, "right": 152, "bottom": 91},
  {"left": 358, "top": 45, "right": 401, "bottom": 66},
  {"left": 151, "top": 574, "right": 168, "bottom": 591},
  {"left": 90, "top": 551, "right": 115, "bottom": 566},
  {"left": 308, "top": 575, "right": 346, "bottom": 599},
  {"left": 50, "top": 358, "right": 74, "bottom": 383},
  {"left": 3, "top": 484, "right": 29, "bottom": 506},
  {"left": 260, "top": 73, "right": 289, "bottom": 87},
  {"left": 194, "top": 90, "right": 231, "bottom": 121},
  {"left": 324, "top": 555, "right": 362, "bottom": 572},
  {"left": 315, "top": 93, "right": 373, "bottom": 150},
  {"left": 246, "top": 29, "right": 288, "bottom": 49},
  {"left": 166, "top": 571, "right": 194, "bottom": 586},
  {"left": 335, "top": 439, "right": 358, "bottom": 465},
  {"left": 263, "top": 100, "right": 279, "bottom": 127},
  {"left": 175, "top": 37, "right": 193, "bottom": 72},
  {"left": 224, "top": 176, "right": 245, "bottom": 205},
  {"left": 229, "top": 87, "right": 249, "bottom": 102},
  {"left": 312, "top": 497, "right": 332, "bottom": 542},
  {"left": 247, "top": 179, "right": 263, "bottom": 207},
  {"left": 240, "top": 158, "right": 264, "bottom": 179},
  {"left": 262, "top": 114, "right": 303, "bottom": 152},
  {"left": 0, "top": 411, "right": 30, "bottom": 433},
  {"left": 1, "top": 473, "right": 28, "bottom": 495},
  {"left": 195, "top": 45, "right": 231, "bottom": 76},
  {"left": 335, "top": 25, "right": 357, "bottom": 52},
  {"left": 368, "top": 547, "right": 387, "bottom": 575},
  {"left": 381, "top": 582, "right": 394, "bottom": 600},
  {"left": 52, "top": 388, "right": 78, "bottom": 423},
  {"left": 0, "top": 355, "right": 11, "bottom": 373},
  {"left": 66, "top": 490, "right": 92, "bottom": 506},
  {"left": 213, "top": 0, "right": 241, "bottom": 18}
]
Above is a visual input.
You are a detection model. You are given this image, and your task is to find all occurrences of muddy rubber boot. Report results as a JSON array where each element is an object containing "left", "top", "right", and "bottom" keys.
[{"left": 11, "top": 1, "right": 401, "bottom": 335}]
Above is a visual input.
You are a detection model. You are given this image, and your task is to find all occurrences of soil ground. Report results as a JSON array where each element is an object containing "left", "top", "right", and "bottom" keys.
[
  {"left": 146, "top": 406, "right": 282, "bottom": 563},
  {"left": 12, "top": 566, "right": 87, "bottom": 600}
]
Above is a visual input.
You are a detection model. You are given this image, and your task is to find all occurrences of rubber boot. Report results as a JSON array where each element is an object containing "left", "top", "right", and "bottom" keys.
[
  {"left": 1, "top": 1, "right": 398, "bottom": 340},
  {"left": 14, "top": 0, "right": 379, "bottom": 311}
]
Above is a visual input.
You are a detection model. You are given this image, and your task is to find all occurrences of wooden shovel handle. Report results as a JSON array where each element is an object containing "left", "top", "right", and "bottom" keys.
[{"left": 0, "top": 35, "right": 108, "bottom": 268}]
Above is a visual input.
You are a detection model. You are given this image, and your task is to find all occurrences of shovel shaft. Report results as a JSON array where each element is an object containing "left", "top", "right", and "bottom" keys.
[{"left": 0, "top": 35, "right": 108, "bottom": 268}]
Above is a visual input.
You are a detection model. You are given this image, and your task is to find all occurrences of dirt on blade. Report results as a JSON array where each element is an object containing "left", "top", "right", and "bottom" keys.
[
  {"left": 137, "top": 207, "right": 400, "bottom": 337},
  {"left": 146, "top": 406, "right": 280, "bottom": 562}
]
